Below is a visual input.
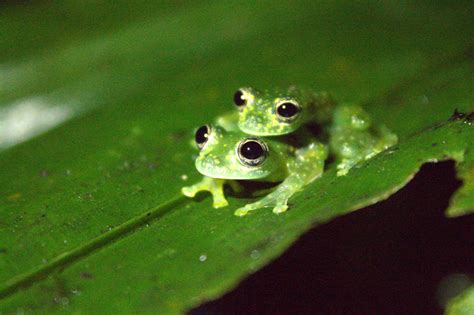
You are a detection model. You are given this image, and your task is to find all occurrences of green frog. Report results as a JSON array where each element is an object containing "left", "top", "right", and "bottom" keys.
[
  {"left": 181, "top": 124, "right": 327, "bottom": 216},
  {"left": 231, "top": 86, "right": 397, "bottom": 175}
]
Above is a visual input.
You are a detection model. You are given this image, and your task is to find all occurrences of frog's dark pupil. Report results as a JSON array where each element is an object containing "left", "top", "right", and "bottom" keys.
[
  {"left": 240, "top": 141, "right": 264, "bottom": 160},
  {"left": 277, "top": 102, "right": 299, "bottom": 118},
  {"left": 233, "top": 90, "right": 246, "bottom": 106},
  {"left": 195, "top": 125, "right": 210, "bottom": 146}
]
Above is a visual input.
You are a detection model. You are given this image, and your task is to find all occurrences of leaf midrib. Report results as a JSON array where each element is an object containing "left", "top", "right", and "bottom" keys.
[{"left": 0, "top": 195, "right": 186, "bottom": 300}]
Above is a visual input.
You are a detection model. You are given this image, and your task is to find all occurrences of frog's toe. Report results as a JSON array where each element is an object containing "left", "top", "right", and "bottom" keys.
[
  {"left": 235, "top": 203, "right": 260, "bottom": 216},
  {"left": 364, "top": 151, "right": 378, "bottom": 160},
  {"left": 181, "top": 187, "right": 196, "bottom": 197},
  {"left": 273, "top": 204, "right": 288, "bottom": 214},
  {"left": 212, "top": 198, "right": 229, "bottom": 208},
  {"left": 234, "top": 208, "right": 250, "bottom": 217},
  {"left": 336, "top": 168, "right": 349, "bottom": 176}
]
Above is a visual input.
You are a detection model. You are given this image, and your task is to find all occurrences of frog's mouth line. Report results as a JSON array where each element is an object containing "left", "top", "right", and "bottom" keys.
[
  {"left": 196, "top": 165, "right": 271, "bottom": 181},
  {"left": 197, "top": 170, "right": 270, "bottom": 181},
  {"left": 238, "top": 122, "right": 293, "bottom": 136}
]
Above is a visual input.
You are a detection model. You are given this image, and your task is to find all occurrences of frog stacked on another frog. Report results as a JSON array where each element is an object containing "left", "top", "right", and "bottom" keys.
[
  {"left": 182, "top": 86, "right": 397, "bottom": 216},
  {"left": 232, "top": 87, "right": 398, "bottom": 176}
]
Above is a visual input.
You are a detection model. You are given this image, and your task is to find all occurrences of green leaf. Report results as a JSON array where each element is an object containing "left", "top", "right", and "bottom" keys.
[
  {"left": 0, "top": 1, "right": 473, "bottom": 313},
  {"left": 446, "top": 285, "right": 474, "bottom": 315}
]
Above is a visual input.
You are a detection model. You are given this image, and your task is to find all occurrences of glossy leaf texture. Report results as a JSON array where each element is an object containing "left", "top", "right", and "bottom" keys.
[{"left": 0, "top": 1, "right": 473, "bottom": 314}]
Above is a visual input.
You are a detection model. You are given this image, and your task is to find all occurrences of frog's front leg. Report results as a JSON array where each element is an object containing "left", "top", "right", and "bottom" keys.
[
  {"left": 182, "top": 176, "right": 229, "bottom": 208},
  {"left": 374, "top": 125, "right": 398, "bottom": 153},
  {"left": 234, "top": 177, "right": 300, "bottom": 216},
  {"left": 235, "top": 142, "right": 327, "bottom": 216},
  {"left": 336, "top": 158, "right": 357, "bottom": 176}
]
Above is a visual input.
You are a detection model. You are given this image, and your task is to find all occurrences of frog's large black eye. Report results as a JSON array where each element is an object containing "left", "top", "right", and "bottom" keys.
[
  {"left": 195, "top": 125, "right": 211, "bottom": 150},
  {"left": 276, "top": 101, "right": 300, "bottom": 121},
  {"left": 233, "top": 90, "right": 247, "bottom": 108},
  {"left": 237, "top": 138, "right": 268, "bottom": 166}
]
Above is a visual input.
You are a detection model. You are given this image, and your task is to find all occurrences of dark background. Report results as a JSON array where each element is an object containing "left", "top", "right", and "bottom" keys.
[{"left": 193, "top": 162, "right": 473, "bottom": 314}]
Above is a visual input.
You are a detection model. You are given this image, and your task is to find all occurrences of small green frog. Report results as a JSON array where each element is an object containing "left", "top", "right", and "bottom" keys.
[
  {"left": 329, "top": 104, "right": 398, "bottom": 175},
  {"left": 231, "top": 86, "right": 397, "bottom": 175},
  {"left": 182, "top": 125, "right": 327, "bottom": 216}
]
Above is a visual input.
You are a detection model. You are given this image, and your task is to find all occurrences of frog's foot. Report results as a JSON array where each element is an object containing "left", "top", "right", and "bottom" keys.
[
  {"left": 336, "top": 168, "right": 348, "bottom": 176},
  {"left": 234, "top": 202, "right": 265, "bottom": 217},
  {"left": 336, "top": 158, "right": 356, "bottom": 176},
  {"left": 182, "top": 176, "right": 229, "bottom": 208},
  {"left": 378, "top": 126, "right": 398, "bottom": 148},
  {"left": 212, "top": 193, "right": 229, "bottom": 208},
  {"left": 273, "top": 203, "right": 289, "bottom": 214},
  {"left": 234, "top": 207, "right": 250, "bottom": 217},
  {"left": 234, "top": 192, "right": 290, "bottom": 216},
  {"left": 181, "top": 186, "right": 199, "bottom": 198}
]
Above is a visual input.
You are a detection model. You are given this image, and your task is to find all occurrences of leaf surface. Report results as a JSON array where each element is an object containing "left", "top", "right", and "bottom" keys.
[{"left": 0, "top": 1, "right": 473, "bottom": 313}]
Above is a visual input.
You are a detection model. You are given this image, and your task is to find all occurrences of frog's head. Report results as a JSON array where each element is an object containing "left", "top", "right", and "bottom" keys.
[
  {"left": 334, "top": 105, "right": 371, "bottom": 130},
  {"left": 234, "top": 87, "right": 303, "bottom": 136},
  {"left": 193, "top": 124, "right": 286, "bottom": 180}
]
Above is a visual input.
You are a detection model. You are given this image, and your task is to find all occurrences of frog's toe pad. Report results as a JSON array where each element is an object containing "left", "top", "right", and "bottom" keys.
[
  {"left": 181, "top": 187, "right": 196, "bottom": 197},
  {"left": 234, "top": 208, "right": 250, "bottom": 217},
  {"left": 213, "top": 199, "right": 229, "bottom": 208},
  {"left": 273, "top": 204, "right": 288, "bottom": 214},
  {"left": 336, "top": 168, "right": 349, "bottom": 176}
]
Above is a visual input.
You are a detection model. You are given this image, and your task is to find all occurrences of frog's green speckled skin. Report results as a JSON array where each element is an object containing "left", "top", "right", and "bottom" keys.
[
  {"left": 183, "top": 86, "right": 398, "bottom": 216},
  {"left": 237, "top": 86, "right": 336, "bottom": 136},
  {"left": 234, "top": 86, "right": 398, "bottom": 176},
  {"left": 329, "top": 104, "right": 398, "bottom": 175},
  {"left": 182, "top": 125, "right": 327, "bottom": 216}
]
